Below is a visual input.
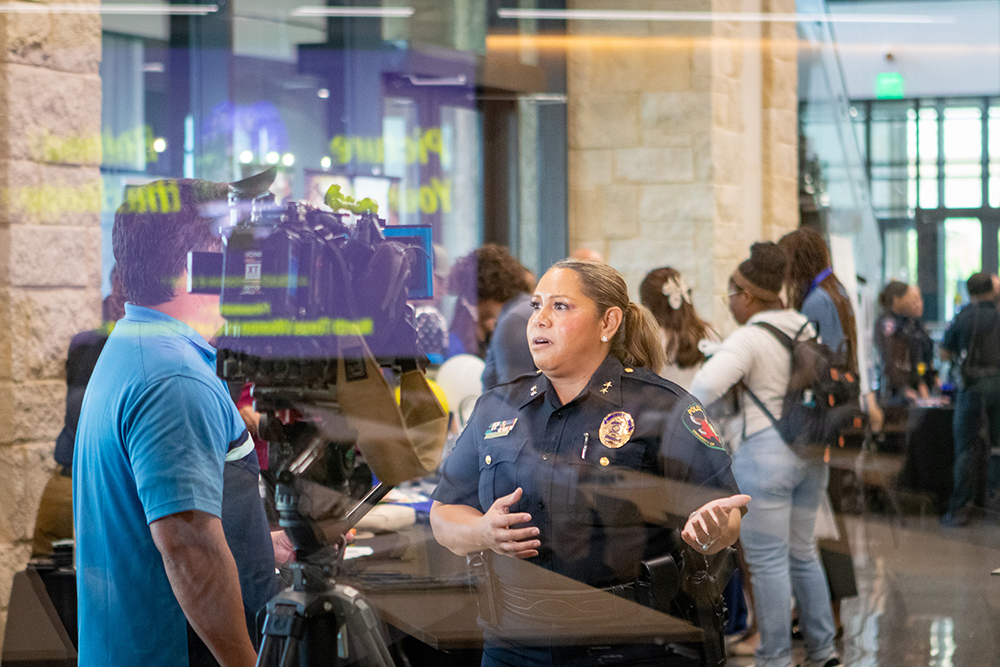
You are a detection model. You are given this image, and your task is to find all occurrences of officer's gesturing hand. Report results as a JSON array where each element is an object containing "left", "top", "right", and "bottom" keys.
[
  {"left": 477, "top": 487, "right": 541, "bottom": 559},
  {"left": 429, "top": 488, "right": 541, "bottom": 559},
  {"left": 681, "top": 494, "right": 751, "bottom": 555}
]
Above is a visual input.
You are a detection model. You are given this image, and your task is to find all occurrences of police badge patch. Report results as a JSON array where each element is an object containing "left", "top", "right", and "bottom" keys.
[
  {"left": 684, "top": 404, "right": 726, "bottom": 450},
  {"left": 599, "top": 411, "right": 635, "bottom": 449}
]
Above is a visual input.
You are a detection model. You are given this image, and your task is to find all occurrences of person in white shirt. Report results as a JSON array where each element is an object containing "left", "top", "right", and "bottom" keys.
[{"left": 690, "top": 242, "right": 840, "bottom": 667}]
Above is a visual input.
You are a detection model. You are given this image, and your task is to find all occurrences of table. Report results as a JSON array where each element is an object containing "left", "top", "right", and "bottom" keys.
[{"left": 343, "top": 525, "right": 703, "bottom": 652}]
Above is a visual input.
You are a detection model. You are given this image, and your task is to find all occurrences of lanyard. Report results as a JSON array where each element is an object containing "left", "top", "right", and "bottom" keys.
[{"left": 804, "top": 267, "right": 833, "bottom": 300}]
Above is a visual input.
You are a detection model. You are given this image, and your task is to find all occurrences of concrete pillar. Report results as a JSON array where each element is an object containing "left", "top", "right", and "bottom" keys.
[
  {"left": 566, "top": 0, "right": 799, "bottom": 333},
  {"left": 0, "top": 0, "right": 103, "bottom": 639}
]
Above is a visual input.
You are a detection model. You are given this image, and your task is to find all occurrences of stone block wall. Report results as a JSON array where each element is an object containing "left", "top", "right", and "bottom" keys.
[
  {"left": 0, "top": 0, "right": 103, "bottom": 643},
  {"left": 567, "top": 0, "right": 799, "bottom": 334}
]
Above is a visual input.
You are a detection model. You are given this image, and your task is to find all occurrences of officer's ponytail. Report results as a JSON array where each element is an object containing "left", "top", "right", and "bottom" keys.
[{"left": 551, "top": 259, "right": 666, "bottom": 371}]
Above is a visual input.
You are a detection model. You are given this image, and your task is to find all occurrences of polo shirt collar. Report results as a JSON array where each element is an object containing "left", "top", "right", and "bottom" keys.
[
  {"left": 122, "top": 303, "right": 217, "bottom": 357},
  {"left": 516, "top": 354, "right": 624, "bottom": 408}
]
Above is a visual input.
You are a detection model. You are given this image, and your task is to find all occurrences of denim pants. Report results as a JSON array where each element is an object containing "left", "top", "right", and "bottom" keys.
[
  {"left": 733, "top": 427, "right": 837, "bottom": 667},
  {"left": 949, "top": 375, "right": 1000, "bottom": 514}
]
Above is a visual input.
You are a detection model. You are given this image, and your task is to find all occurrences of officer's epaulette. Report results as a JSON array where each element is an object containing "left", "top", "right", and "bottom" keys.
[{"left": 620, "top": 364, "right": 687, "bottom": 398}]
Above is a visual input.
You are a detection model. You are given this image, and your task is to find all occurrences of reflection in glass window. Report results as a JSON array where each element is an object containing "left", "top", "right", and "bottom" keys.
[{"left": 943, "top": 218, "right": 982, "bottom": 321}]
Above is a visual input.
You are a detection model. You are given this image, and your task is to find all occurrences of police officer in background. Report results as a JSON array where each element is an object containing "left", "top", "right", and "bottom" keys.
[
  {"left": 941, "top": 272, "right": 1000, "bottom": 526},
  {"left": 874, "top": 281, "right": 938, "bottom": 407},
  {"left": 430, "top": 259, "right": 749, "bottom": 667}
]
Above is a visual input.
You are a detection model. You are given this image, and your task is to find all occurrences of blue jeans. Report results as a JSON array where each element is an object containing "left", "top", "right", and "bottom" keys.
[
  {"left": 733, "top": 427, "right": 837, "bottom": 667},
  {"left": 949, "top": 376, "right": 1000, "bottom": 515}
]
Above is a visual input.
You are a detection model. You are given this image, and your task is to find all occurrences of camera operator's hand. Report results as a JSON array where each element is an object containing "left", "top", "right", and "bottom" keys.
[
  {"left": 271, "top": 530, "right": 295, "bottom": 566},
  {"left": 477, "top": 488, "right": 540, "bottom": 559}
]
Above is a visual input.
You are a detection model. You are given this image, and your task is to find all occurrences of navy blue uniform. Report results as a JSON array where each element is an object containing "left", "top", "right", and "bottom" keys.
[
  {"left": 875, "top": 313, "right": 936, "bottom": 403},
  {"left": 434, "top": 353, "right": 739, "bottom": 590},
  {"left": 942, "top": 302, "right": 1000, "bottom": 518}
]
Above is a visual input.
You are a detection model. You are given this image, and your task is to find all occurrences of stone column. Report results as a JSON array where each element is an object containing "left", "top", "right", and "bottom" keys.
[
  {"left": 0, "top": 0, "right": 103, "bottom": 640},
  {"left": 567, "top": 0, "right": 799, "bottom": 333}
]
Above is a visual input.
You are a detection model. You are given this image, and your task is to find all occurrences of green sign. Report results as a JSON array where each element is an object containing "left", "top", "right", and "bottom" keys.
[{"left": 875, "top": 72, "right": 905, "bottom": 100}]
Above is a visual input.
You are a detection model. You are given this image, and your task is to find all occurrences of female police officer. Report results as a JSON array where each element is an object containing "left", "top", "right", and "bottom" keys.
[{"left": 430, "top": 259, "right": 750, "bottom": 666}]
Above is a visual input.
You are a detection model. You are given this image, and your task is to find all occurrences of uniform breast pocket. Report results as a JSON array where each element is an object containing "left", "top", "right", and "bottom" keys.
[
  {"left": 478, "top": 433, "right": 529, "bottom": 512},
  {"left": 569, "top": 440, "right": 648, "bottom": 526}
]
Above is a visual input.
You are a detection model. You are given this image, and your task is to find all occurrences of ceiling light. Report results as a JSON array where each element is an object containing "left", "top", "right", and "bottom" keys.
[
  {"left": 318, "top": 88, "right": 330, "bottom": 99},
  {"left": 496, "top": 8, "right": 950, "bottom": 25},
  {"left": 152, "top": 138, "right": 167, "bottom": 153},
  {"left": 265, "top": 152, "right": 280, "bottom": 165},
  {"left": 239, "top": 151, "right": 254, "bottom": 164},
  {"left": 321, "top": 156, "right": 332, "bottom": 170},
  {"left": 282, "top": 153, "right": 295, "bottom": 167},
  {"left": 291, "top": 6, "right": 414, "bottom": 18}
]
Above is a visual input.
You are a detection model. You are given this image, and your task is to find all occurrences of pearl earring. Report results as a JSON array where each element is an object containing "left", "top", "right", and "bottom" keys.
[{"left": 601, "top": 336, "right": 608, "bottom": 342}]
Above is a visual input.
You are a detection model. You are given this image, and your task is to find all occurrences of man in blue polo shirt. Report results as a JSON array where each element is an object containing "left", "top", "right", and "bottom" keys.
[{"left": 74, "top": 179, "right": 277, "bottom": 666}]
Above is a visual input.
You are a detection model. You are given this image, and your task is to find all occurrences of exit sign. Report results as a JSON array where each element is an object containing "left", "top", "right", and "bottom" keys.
[{"left": 875, "top": 72, "right": 905, "bottom": 99}]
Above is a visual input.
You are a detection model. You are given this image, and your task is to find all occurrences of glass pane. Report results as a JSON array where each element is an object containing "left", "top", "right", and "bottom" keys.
[
  {"left": 870, "top": 119, "right": 907, "bottom": 166},
  {"left": 884, "top": 226, "right": 917, "bottom": 284},
  {"left": 943, "top": 218, "right": 983, "bottom": 320},
  {"left": 989, "top": 106, "right": 1000, "bottom": 206},
  {"left": 915, "top": 108, "right": 938, "bottom": 208},
  {"left": 943, "top": 107, "right": 983, "bottom": 208},
  {"left": 870, "top": 178, "right": 908, "bottom": 213}
]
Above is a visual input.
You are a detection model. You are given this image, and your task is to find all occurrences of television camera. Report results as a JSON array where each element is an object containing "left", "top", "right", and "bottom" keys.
[{"left": 189, "top": 167, "right": 447, "bottom": 666}]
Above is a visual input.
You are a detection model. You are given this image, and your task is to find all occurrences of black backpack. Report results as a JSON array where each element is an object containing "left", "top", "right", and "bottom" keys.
[{"left": 743, "top": 321, "right": 864, "bottom": 458}]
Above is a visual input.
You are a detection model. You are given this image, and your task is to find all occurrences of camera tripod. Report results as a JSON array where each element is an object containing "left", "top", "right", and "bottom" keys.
[
  {"left": 255, "top": 479, "right": 396, "bottom": 667},
  {"left": 249, "top": 385, "right": 398, "bottom": 667}
]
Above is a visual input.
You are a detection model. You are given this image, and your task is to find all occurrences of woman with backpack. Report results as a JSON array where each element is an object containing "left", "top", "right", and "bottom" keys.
[
  {"left": 690, "top": 242, "right": 840, "bottom": 667},
  {"left": 779, "top": 227, "right": 870, "bottom": 640}
]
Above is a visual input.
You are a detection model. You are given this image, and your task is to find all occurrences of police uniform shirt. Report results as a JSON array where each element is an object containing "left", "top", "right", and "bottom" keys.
[
  {"left": 876, "top": 313, "right": 936, "bottom": 394},
  {"left": 433, "top": 354, "right": 740, "bottom": 588}
]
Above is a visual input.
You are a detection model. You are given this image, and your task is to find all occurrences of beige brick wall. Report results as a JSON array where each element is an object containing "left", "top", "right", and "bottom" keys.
[
  {"left": 0, "top": 0, "right": 103, "bottom": 643},
  {"left": 567, "top": 0, "right": 799, "bottom": 335}
]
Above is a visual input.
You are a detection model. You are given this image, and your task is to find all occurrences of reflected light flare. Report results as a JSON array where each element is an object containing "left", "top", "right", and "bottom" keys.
[
  {"left": 0, "top": 3, "right": 218, "bottom": 13},
  {"left": 291, "top": 6, "right": 414, "bottom": 17},
  {"left": 497, "top": 8, "right": 950, "bottom": 24},
  {"left": 486, "top": 34, "right": 1000, "bottom": 55}
]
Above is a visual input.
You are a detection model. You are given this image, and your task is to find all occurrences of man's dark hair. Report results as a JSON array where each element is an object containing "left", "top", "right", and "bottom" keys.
[
  {"left": 448, "top": 244, "right": 529, "bottom": 304},
  {"left": 967, "top": 272, "right": 995, "bottom": 298},
  {"left": 113, "top": 179, "right": 228, "bottom": 306}
]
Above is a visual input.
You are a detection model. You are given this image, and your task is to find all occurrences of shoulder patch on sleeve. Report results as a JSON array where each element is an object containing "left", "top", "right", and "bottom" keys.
[
  {"left": 883, "top": 318, "right": 896, "bottom": 336},
  {"left": 683, "top": 403, "right": 727, "bottom": 451}
]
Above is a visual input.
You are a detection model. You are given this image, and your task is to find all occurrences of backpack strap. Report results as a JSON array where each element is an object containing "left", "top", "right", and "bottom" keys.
[
  {"left": 753, "top": 321, "right": 794, "bottom": 352},
  {"left": 740, "top": 320, "right": 802, "bottom": 445},
  {"left": 741, "top": 381, "right": 781, "bottom": 432}
]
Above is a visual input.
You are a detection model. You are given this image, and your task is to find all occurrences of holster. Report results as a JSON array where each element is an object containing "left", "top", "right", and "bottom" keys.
[
  {"left": 636, "top": 552, "right": 681, "bottom": 614},
  {"left": 672, "top": 546, "right": 738, "bottom": 667}
]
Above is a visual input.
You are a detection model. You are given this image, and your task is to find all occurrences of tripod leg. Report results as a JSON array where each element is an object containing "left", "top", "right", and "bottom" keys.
[{"left": 257, "top": 603, "right": 305, "bottom": 667}]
